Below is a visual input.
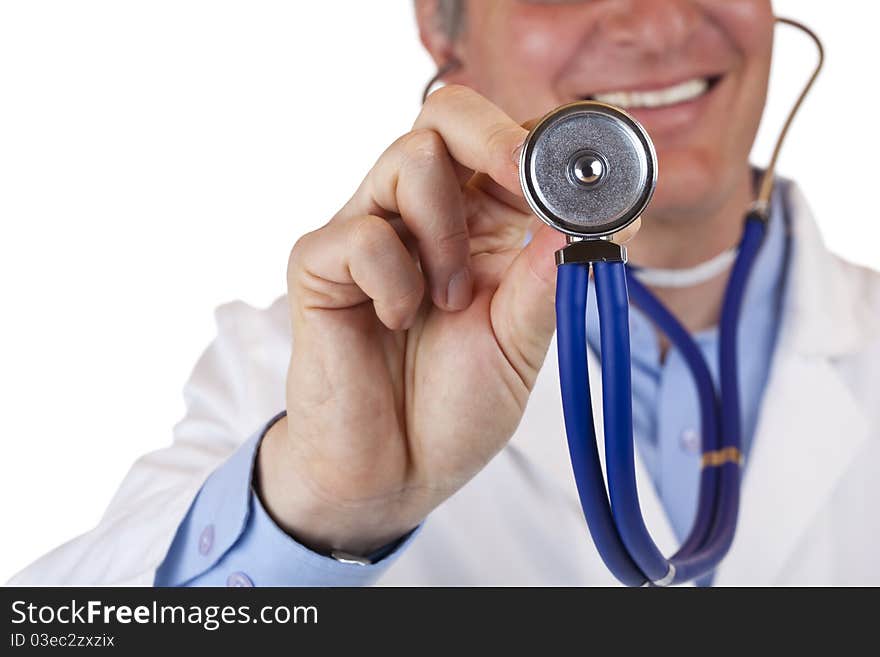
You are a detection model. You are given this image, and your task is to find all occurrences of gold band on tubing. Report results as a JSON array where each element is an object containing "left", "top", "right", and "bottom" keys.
[{"left": 700, "top": 447, "right": 744, "bottom": 469}]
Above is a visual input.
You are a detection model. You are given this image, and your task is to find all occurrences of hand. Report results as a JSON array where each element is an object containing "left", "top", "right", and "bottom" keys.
[{"left": 257, "top": 86, "right": 625, "bottom": 555}]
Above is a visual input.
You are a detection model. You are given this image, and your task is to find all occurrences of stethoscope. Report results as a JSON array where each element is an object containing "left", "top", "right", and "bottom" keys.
[{"left": 516, "top": 17, "right": 823, "bottom": 587}]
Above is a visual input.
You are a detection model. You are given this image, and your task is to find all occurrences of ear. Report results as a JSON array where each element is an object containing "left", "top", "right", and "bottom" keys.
[{"left": 414, "top": 0, "right": 468, "bottom": 84}]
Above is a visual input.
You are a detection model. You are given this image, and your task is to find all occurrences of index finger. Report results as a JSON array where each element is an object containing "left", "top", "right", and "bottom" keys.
[{"left": 414, "top": 85, "right": 527, "bottom": 197}]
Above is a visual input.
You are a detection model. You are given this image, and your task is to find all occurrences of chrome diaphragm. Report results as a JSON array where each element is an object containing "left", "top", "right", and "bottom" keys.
[{"left": 519, "top": 101, "right": 657, "bottom": 238}]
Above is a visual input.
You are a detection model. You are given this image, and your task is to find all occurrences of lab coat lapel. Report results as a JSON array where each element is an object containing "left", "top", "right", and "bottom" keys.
[
  {"left": 713, "top": 183, "right": 872, "bottom": 585},
  {"left": 712, "top": 350, "right": 868, "bottom": 585}
]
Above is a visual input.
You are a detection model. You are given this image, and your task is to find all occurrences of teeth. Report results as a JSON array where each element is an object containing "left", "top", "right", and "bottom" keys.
[{"left": 592, "top": 78, "right": 709, "bottom": 109}]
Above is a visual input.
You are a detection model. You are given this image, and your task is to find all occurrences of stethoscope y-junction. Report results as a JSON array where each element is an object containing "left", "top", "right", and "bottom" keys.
[{"left": 517, "top": 18, "right": 823, "bottom": 586}]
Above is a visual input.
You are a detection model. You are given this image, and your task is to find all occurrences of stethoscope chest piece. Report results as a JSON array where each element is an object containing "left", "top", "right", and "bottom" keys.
[{"left": 519, "top": 101, "right": 657, "bottom": 238}]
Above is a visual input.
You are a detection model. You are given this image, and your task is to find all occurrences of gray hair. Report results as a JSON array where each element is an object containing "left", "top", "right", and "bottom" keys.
[{"left": 437, "top": 0, "right": 465, "bottom": 39}]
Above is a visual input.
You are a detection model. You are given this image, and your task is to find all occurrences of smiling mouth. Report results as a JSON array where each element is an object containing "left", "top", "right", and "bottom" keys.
[{"left": 584, "top": 76, "right": 722, "bottom": 110}]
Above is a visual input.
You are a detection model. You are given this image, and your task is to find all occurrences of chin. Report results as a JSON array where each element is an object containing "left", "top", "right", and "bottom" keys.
[{"left": 646, "top": 148, "right": 735, "bottom": 221}]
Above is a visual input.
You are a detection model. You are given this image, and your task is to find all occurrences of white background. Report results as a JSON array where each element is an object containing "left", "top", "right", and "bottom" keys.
[{"left": 0, "top": 1, "right": 877, "bottom": 582}]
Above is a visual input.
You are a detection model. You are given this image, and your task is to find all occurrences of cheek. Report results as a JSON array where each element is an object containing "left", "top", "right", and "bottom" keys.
[
  {"left": 652, "top": 1, "right": 774, "bottom": 212},
  {"left": 652, "top": 148, "right": 725, "bottom": 211},
  {"left": 706, "top": 0, "right": 774, "bottom": 100},
  {"left": 711, "top": 0, "right": 774, "bottom": 169},
  {"left": 505, "top": 9, "right": 571, "bottom": 66},
  {"left": 705, "top": 0, "right": 774, "bottom": 53},
  {"left": 471, "top": 7, "right": 588, "bottom": 120}
]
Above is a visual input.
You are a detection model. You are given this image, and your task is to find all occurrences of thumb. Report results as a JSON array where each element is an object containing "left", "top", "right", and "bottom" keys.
[{"left": 490, "top": 223, "right": 567, "bottom": 389}]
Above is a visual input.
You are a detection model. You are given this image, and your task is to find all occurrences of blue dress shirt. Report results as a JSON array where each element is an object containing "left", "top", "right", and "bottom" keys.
[
  {"left": 154, "top": 412, "right": 419, "bottom": 587},
  {"left": 155, "top": 188, "right": 790, "bottom": 587}
]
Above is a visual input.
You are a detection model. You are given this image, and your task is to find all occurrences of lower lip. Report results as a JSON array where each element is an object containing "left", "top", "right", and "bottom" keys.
[{"left": 606, "top": 79, "right": 722, "bottom": 137}]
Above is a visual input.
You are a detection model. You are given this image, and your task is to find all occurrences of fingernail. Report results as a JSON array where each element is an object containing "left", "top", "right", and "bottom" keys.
[
  {"left": 446, "top": 267, "right": 472, "bottom": 311},
  {"left": 512, "top": 141, "right": 524, "bottom": 165}
]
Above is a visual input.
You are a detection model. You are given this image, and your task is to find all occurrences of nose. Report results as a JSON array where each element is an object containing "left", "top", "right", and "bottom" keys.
[{"left": 598, "top": 0, "right": 701, "bottom": 56}]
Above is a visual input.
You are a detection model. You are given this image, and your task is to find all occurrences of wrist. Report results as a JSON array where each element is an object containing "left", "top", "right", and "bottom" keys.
[{"left": 254, "top": 414, "right": 415, "bottom": 556}]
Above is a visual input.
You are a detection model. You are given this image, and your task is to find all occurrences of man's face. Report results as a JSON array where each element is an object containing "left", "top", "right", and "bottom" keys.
[{"left": 451, "top": 0, "right": 775, "bottom": 220}]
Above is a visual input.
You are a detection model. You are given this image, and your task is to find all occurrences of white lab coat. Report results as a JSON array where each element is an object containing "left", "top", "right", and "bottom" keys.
[{"left": 11, "top": 182, "right": 880, "bottom": 586}]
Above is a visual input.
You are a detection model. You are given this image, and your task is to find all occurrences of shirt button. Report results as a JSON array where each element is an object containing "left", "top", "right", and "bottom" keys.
[
  {"left": 226, "top": 572, "right": 254, "bottom": 587},
  {"left": 198, "top": 525, "right": 215, "bottom": 555},
  {"left": 679, "top": 428, "right": 700, "bottom": 454}
]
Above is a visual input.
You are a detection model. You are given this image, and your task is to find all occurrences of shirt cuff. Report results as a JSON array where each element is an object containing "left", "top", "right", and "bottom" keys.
[{"left": 154, "top": 412, "right": 419, "bottom": 587}]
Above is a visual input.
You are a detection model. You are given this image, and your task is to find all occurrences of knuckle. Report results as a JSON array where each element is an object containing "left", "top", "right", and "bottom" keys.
[
  {"left": 424, "top": 83, "right": 474, "bottom": 109},
  {"left": 401, "top": 128, "right": 446, "bottom": 166},
  {"left": 348, "top": 214, "right": 395, "bottom": 256},
  {"left": 384, "top": 279, "right": 425, "bottom": 324},
  {"left": 287, "top": 229, "right": 317, "bottom": 278},
  {"left": 435, "top": 227, "right": 469, "bottom": 254}
]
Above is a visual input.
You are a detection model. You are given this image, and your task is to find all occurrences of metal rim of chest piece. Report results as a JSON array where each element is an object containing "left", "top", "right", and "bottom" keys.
[{"left": 519, "top": 101, "right": 658, "bottom": 239}]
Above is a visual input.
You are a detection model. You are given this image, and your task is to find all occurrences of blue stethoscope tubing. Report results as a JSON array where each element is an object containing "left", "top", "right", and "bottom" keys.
[{"left": 556, "top": 213, "right": 767, "bottom": 586}]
